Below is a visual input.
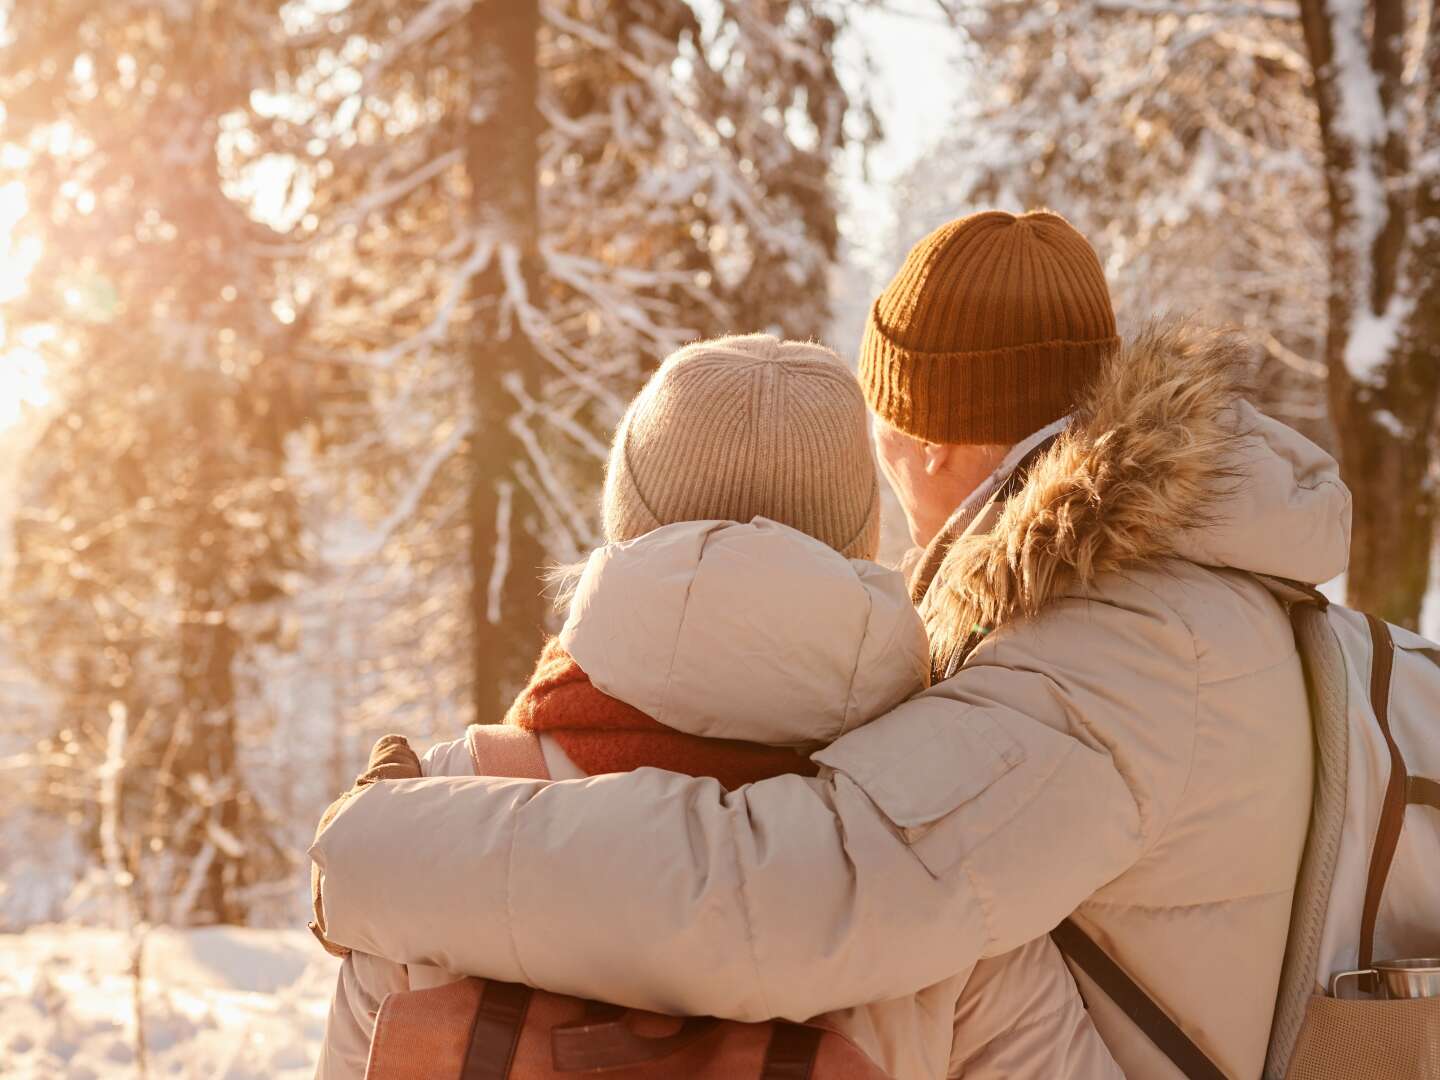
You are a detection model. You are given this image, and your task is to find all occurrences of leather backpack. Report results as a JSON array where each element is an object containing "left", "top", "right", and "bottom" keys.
[{"left": 363, "top": 726, "right": 890, "bottom": 1080}]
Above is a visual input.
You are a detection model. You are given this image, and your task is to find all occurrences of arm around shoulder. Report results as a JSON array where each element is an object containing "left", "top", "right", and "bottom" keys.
[{"left": 311, "top": 636, "right": 1160, "bottom": 1023}]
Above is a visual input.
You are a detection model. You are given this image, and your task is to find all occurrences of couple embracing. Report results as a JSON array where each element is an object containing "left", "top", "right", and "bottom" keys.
[{"left": 311, "top": 209, "right": 1351, "bottom": 1079}]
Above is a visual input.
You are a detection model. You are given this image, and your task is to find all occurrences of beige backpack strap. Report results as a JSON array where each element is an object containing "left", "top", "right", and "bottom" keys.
[
  {"left": 1263, "top": 599, "right": 1351, "bottom": 1079},
  {"left": 465, "top": 725, "right": 552, "bottom": 780}
]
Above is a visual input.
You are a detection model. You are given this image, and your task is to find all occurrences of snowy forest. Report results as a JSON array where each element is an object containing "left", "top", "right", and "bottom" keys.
[{"left": 0, "top": 0, "right": 1437, "bottom": 1076}]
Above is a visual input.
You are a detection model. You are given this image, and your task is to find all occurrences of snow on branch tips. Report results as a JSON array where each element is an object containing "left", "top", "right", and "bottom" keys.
[
  {"left": 325, "top": 419, "right": 474, "bottom": 565},
  {"left": 1093, "top": 1, "right": 1299, "bottom": 18},
  {"left": 1316, "top": 0, "right": 1394, "bottom": 382},
  {"left": 363, "top": 0, "right": 475, "bottom": 87},
  {"left": 342, "top": 149, "right": 464, "bottom": 227},
  {"left": 342, "top": 232, "right": 494, "bottom": 370},
  {"left": 505, "top": 382, "right": 591, "bottom": 551},
  {"left": 485, "top": 481, "right": 513, "bottom": 626},
  {"left": 1346, "top": 295, "right": 1414, "bottom": 383},
  {"left": 503, "top": 373, "right": 610, "bottom": 462}
]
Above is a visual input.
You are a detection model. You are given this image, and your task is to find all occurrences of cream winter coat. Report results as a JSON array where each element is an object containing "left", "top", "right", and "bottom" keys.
[
  {"left": 312, "top": 322, "right": 1352, "bottom": 1079},
  {"left": 315, "top": 519, "right": 1118, "bottom": 1080}
]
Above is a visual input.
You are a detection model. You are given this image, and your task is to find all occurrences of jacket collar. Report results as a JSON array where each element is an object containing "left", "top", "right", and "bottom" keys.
[
  {"left": 919, "top": 319, "right": 1351, "bottom": 666},
  {"left": 907, "top": 417, "right": 1070, "bottom": 606}
]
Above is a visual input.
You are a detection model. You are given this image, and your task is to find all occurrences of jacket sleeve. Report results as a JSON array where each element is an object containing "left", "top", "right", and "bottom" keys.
[
  {"left": 311, "top": 590, "right": 1195, "bottom": 1022},
  {"left": 315, "top": 952, "right": 410, "bottom": 1080}
]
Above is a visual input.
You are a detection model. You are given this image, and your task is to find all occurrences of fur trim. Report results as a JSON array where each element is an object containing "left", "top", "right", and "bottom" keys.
[{"left": 924, "top": 319, "right": 1253, "bottom": 667}]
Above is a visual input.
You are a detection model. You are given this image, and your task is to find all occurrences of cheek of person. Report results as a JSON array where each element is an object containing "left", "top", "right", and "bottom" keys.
[
  {"left": 874, "top": 418, "right": 998, "bottom": 548},
  {"left": 872, "top": 418, "right": 933, "bottom": 545}
]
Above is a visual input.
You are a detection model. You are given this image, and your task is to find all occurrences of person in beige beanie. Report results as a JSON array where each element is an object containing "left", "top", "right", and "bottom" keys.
[
  {"left": 312, "top": 332, "right": 1120, "bottom": 1080},
  {"left": 602, "top": 332, "right": 881, "bottom": 559}
]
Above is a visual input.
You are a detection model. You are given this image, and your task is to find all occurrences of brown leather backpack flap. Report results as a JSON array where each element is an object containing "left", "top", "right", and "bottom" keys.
[
  {"left": 366, "top": 978, "right": 486, "bottom": 1080},
  {"left": 367, "top": 978, "right": 892, "bottom": 1079}
]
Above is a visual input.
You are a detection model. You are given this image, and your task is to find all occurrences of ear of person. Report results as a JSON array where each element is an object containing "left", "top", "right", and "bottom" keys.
[{"left": 922, "top": 442, "right": 952, "bottom": 477}]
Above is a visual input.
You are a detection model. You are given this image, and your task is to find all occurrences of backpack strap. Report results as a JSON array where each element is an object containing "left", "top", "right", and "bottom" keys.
[
  {"left": 1052, "top": 918, "right": 1230, "bottom": 1079},
  {"left": 548, "top": 1013, "right": 826, "bottom": 1076},
  {"left": 550, "top": 1012, "right": 720, "bottom": 1072},
  {"left": 1409, "top": 775, "right": 1440, "bottom": 811},
  {"left": 1250, "top": 573, "right": 1331, "bottom": 611},
  {"left": 1356, "top": 614, "right": 1401, "bottom": 977},
  {"left": 1262, "top": 598, "right": 1351, "bottom": 1079},
  {"left": 1261, "top": 605, "right": 1416, "bottom": 980},
  {"left": 462, "top": 981, "right": 532, "bottom": 1080},
  {"left": 761, "top": 1022, "right": 825, "bottom": 1079}
]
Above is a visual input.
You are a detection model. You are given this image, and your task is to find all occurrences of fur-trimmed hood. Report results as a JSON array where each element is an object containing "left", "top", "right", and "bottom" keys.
[{"left": 922, "top": 320, "right": 1352, "bottom": 660}]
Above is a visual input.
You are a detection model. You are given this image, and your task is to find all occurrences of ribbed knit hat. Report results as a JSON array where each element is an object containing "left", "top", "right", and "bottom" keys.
[
  {"left": 860, "top": 209, "right": 1119, "bottom": 445},
  {"left": 603, "top": 334, "right": 881, "bottom": 560}
]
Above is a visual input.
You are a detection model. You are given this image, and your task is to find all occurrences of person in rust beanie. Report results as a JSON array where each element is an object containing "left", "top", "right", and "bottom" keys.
[{"left": 861, "top": 209, "right": 1120, "bottom": 550}]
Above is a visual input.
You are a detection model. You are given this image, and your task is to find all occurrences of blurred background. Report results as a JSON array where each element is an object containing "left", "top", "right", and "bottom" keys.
[{"left": 0, "top": 1, "right": 1435, "bottom": 1074}]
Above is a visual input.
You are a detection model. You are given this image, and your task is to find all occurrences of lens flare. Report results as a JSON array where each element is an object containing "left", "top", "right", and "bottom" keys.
[
  {"left": 0, "top": 349, "right": 49, "bottom": 431},
  {"left": 0, "top": 181, "right": 48, "bottom": 430}
]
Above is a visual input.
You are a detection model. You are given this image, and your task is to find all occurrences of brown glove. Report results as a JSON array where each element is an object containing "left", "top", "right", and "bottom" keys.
[
  {"left": 353, "top": 734, "right": 423, "bottom": 785},
  {"left": 309, "top": 734, "right": 423, "bottom": 957}
]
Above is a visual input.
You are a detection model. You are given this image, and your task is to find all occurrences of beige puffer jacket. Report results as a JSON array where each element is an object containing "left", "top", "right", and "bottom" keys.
[
  {"left": 312, "top": 323, "right": 1352, "bottom": 1080},
  {"left": 315, "top": 519, "right": 1118, "bottom": 1080}
]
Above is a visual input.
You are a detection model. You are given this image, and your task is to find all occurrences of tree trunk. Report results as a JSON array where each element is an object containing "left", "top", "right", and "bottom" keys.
[
  {"left": 173, "top": 404, "right": 244, "bottom": 925},
  {"left": 467, "top": 0, "right": 549, "bottom": 721},
  {"left": 173, "top": 620, "right": 242, "bottom": 924},
  {"left": 1341, "top": 134, "right": 1439, "bottom": 625},
  {"left": 1377, "top": 24, "right": 1440, "bottom": 627},
  {"left": 1299, "top": 0, "right": 1437, "bottom": 629},
  {"left": 1328, "top": 395, "right": 1435, "bottom": 627}
]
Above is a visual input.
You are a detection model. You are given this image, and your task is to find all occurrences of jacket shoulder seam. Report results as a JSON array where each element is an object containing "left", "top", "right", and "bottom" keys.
[
  {"left": 655, "top": 530, "right": 713, "bottom": 721},
  {"left": 838, "top": 576, "right": 875, "bottom": 738},
  {"left": 505, "top": 789, "right": 539, "bottom": 987},
  {"left": 1197, "top": 650, "right": 1298, "bottom": 689},
  {"left": 952, "top": 994, "right": 1083, "bottom": 1066},
  {"left": 728, "top": 791, "right": 777, "bottom": 1019},
  {"left": 1082, "top": 884, "right": 1293, "bottom": 913},
  {"left": 981, "top": 595, "right": 1175, "bottom": 849},
  {"left": 961, "top": 740, "right": 1144, "bottom": 903},
  {"left": 959, "top": 857, "right": 999, "bottom": 958}
]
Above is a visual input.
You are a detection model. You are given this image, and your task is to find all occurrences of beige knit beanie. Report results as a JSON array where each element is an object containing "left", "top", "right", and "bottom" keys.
[{"left": 603, "top": 334, "right": 882, "bottom": 560}]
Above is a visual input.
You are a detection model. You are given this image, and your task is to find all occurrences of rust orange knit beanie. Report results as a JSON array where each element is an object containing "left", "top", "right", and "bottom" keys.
[{"left": 860, "top": 209, "right": 1119, "bottom": 445}]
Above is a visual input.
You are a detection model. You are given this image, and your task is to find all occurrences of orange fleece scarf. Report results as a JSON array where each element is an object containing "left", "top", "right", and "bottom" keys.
[{"left": 504, "top": 638, "right": 818, "bottom": 791}]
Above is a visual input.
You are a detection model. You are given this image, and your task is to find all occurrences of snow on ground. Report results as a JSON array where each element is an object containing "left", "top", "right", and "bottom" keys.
[{"left": 0, "top": 926, "right": 337, "bottom": 1079}]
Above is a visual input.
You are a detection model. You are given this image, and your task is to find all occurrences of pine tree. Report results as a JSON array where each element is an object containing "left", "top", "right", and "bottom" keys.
[{"left": 0, "top": 0, "right": 307, "bottom": 923}]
